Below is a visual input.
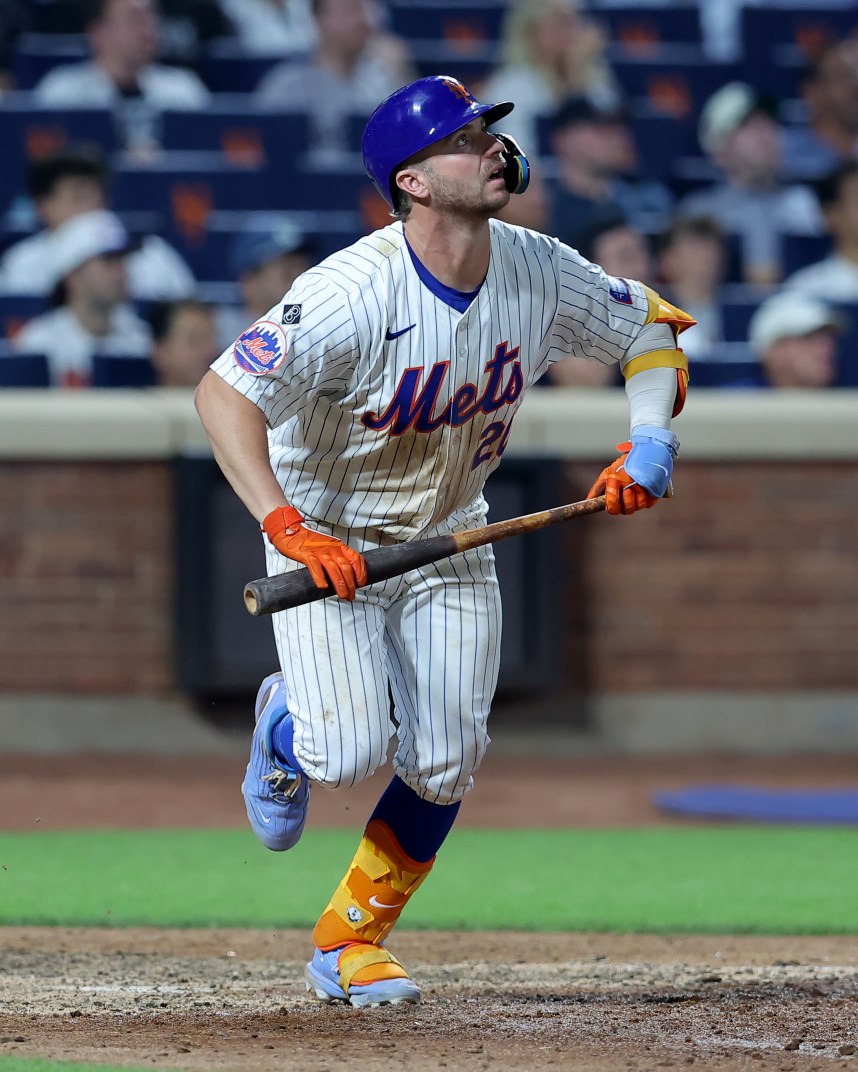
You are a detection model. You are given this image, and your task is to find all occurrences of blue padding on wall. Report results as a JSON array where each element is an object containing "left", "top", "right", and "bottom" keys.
[{"left": 653, "top": 785, "right": 858, "bottom": 825}]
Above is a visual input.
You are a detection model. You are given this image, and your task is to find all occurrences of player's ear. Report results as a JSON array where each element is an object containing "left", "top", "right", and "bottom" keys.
[{"left": 395, "top": 166, "right": 430, "bottom": 203}]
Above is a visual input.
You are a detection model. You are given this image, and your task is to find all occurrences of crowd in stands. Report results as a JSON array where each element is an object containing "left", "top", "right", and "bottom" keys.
[{"left": 0, "top": 0, "right": 857, "bottom": 390}]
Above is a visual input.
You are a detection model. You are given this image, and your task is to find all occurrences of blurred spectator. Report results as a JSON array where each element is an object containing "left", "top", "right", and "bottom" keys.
[
  {"left": 159, "top": 0, "right": 235, "bottom": 63},
  {"left": 254, "top": 0, "right": 414, "bottom": 160},
  {"left": 681, "top": 83, "right": 822, "bottom": 286},
  {"left": 148, "top": 298, "right": 219, "bottom": 385},
  {"left": 480, "top": 0, "right": 621, "bottom": 156},
  {"left": 33, "top": 0, "right": 209, "bottom": 154},
  {"left": 0, "top": 0, "right": 31, "bottom": 93},
  {"left": 545, "top": 96, "right": 673, "bottom": 249},
  {"left": 588, "top": 0, "right": 858, "bottom": 65},
  {"left": 782, "top": 39, "right": 858, "bottom": 182},
  {"left": 657, "top": 215, "right": 726, "bottom": 363},
  {"left": 12, "top": 210, "right": 151, "bottom": 387},
  {"left": 546, "top": 209, "right": 646, "bottom": 388},
  {"left": 219, "top": 0, "right": 316, "bottom": 56},
  {"left": 576, "top": 207, "right": 653, "bottom": 282},
  {"left": 218, "top": 221, "right": 314, "bottom": 345},
  {"left": 0, "top": 145, "right": 196, "bottom": 301},
  {"left": 782, "top": 161, "right": 858, "bottom": 302},
  {"left": 749, "top": 292, "right": 842, "bottom": 388}
]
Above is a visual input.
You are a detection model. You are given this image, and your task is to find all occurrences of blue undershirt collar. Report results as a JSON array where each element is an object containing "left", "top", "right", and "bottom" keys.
[{"left": 404, "top": 233, "right": 483, "bottom": 313}]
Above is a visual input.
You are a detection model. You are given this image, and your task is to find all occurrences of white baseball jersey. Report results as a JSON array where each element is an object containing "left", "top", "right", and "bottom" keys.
[
  {"left": 211, "top": 218, "right": 651, "bottom": 804},
  {"left": 211, "top": 218, "right": 650, "bottom": 539}
]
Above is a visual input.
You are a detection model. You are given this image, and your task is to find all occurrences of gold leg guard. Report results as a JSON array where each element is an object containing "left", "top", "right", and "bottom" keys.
[{"left": 313, "top": 819, "right": 433, "bottom": 986}]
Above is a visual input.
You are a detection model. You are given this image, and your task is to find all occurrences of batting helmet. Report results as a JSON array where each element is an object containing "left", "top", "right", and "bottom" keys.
[{"left": 362, "top": 75, "right": 518, "bottom": 209}]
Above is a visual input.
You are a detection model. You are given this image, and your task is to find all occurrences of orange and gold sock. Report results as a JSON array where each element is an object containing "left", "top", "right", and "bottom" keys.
[{"left": 312, "top": 819, "right": 433, "bottom": 988}]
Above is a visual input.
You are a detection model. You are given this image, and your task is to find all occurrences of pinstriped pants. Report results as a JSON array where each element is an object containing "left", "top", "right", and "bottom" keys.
[{"left": 264, "top": 509, "right": 502, "bottom": 805}]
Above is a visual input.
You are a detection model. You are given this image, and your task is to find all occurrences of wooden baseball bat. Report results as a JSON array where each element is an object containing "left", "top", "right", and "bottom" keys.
[{"left": 244, "top": 494, "right": 606, "bottom": 617}]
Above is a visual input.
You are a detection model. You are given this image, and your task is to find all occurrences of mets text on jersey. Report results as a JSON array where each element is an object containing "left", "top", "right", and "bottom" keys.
[{"left": 362, "top": 341, "right": 523, "bottom": 436}]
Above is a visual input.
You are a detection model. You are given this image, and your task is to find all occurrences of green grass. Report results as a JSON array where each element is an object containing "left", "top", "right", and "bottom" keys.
[
  {"left": 0, "top": 1062, "right": 176, "bottom": 1072},
  {"left": 1, "top": 827, "right": 856, "bottom": 933}
]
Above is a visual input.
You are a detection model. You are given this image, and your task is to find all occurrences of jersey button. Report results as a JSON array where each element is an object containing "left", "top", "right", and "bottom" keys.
[{"left": 458, "top": 347, "right": 466, "bottom": 355}]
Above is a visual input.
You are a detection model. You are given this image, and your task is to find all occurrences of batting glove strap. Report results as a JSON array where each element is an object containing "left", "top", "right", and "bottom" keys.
[
  {"left": 625, "top": 426, "right": 677, "bottom": 498},
  {"left": 630, "top": 424, "right": 680, "bottom": 456}
]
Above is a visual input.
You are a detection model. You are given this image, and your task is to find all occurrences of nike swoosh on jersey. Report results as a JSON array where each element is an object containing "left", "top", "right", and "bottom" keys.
[
  {"left": 368, "top": 894, "right": 406, "bottom": 909},
  {"left": 385, "top": 324, "right": 415, "bottom": 340}
]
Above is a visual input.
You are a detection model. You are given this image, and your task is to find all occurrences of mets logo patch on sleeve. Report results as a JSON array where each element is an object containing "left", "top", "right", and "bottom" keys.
[
  {"left": 607, "top": 277, "right": 633, "bottom": 305},
  {"left": 233, "top": 321, "right": 287, "bottom": 375}
]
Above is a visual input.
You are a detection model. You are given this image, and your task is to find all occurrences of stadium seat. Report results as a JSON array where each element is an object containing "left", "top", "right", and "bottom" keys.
[
  {"left": 90, "top": 354, "right": 157, "bottom": 388},
  {"left": 688, "top": 343, "right": 764, "bottom": 388},
  {"left": 740, "top": 6, "right": 857, "bottom": 63},
  {"left": 11, "top": 34, "right": 88, "bottom": 91},
  {"left": 597, "top": 5, "right": 702, "bottom": 54},
  {"left": 196, "top": 43, "right": 290, "bottom": 94},
  {"left": 387, "top": 1, "right": 505, "bottom": 49},
  {"left": 782, "top": 234, "right": 833, "bottom": 279},
  {"left": 612, "top": 51, "right": 742, "bottom": 122},
  {"left": 720, "top": 282, "right": 772, "bottom": 339},
  {"left": 740, "top": 6, "right": 858, "bottom": 98},
  {"left": 0, "top": 97, "right": 116, "bottom": 216},
  {"left": 0, "top": 295, "right": 50, "bottom": 341},
  {"left": 161, "top": 105, "right": 311, "bottom": 169},
  {"left": 0, "top": 350, "right": 50, "bottom": 387},
  {"left": 833, "top": 302, "right": 858, "bottom": 387}
]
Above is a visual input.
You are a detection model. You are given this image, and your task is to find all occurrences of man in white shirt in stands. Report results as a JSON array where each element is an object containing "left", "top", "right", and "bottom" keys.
[
  {"left": 33, "top": 0, "right": 209, "bottom": 154},
  {"left": 782, "top": 161, "right": 858, "bottom": 303},
  {"left": 13, "top": 210, "right": 151, "bottom": 387},
  {"left": 0, "top": 145, "right": 196, "bottom": 301}
]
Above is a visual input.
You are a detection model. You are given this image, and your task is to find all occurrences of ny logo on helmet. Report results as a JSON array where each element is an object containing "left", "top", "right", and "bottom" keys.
[{"left": 440, "top": 77, "right": 474, "bottom": 104}]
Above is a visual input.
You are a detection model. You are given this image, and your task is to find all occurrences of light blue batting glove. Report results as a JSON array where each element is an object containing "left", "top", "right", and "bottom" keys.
[{"left": 625, "top": 425, "right": 679, "bottom": 498}]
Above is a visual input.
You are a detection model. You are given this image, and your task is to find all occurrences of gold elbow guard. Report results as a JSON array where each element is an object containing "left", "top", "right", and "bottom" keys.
[
  {"left": 642, "top": 284, "right": 697, "bottom": 336},
  {"left": 623, "top": 348, "right": 689, "bottom": 418},
  {"left": 622, "top": 347, "right": 689, "bottom": 381}
]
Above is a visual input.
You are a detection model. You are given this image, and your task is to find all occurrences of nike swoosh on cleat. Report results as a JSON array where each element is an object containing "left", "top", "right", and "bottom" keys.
[
  {"left": 254, "top": 804, "right": 272, "bottom": 825},
  {"left": 368, "top": 895, "right": 406, "bottom": 909},
  {"left": 385, "top": 324, "right": 415, "bottom": 340},
  {"left": 651, "top": 464, "right": 670, "bottom": 477}
]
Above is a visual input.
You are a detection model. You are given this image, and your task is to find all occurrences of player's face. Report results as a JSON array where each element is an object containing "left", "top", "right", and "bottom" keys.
[{"left": 411, "top": 119, "right": 509, "bottom": 216}]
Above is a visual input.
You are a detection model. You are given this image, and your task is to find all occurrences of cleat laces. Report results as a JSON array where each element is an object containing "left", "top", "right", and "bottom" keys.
[{"left": 261, "top": 767, "right": 302, "bottom": 803}]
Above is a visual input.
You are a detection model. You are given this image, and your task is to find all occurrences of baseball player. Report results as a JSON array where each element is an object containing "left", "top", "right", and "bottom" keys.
[{"left": 195, "top": 75, "right": 692, "bottom": 1008}]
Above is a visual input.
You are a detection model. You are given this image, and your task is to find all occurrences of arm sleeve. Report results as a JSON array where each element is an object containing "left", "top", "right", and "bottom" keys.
[{"left": 209, "top": 272, "right": 359, "bottom": 428}]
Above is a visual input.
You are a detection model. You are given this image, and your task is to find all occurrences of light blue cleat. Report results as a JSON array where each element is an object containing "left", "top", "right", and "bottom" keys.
[
  {"left": 304, "top": 946, "right": 422, "bottom": 1008},
  {"left": 242, "top": 672, "right": 309, "bottom": 851}
]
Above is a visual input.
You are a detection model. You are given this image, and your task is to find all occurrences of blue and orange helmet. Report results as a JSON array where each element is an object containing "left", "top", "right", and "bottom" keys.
[{"left": 362, "top": 75, "right": 517, "bottom": 209}]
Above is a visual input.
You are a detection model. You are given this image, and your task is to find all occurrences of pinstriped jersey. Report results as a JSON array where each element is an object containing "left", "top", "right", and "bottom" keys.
[{"left": 210, "top": 218, "right": 649, "bottom": 539}]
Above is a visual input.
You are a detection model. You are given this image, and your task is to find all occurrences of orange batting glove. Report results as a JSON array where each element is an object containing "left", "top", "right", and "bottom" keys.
[
  {"left": 588, "top": 427, "right": 679, "bottom": 515},
  {"left": 262, "top": 506, "right": 368, "bottom": 601},
  {"left": 587, "top": 442, "right": 658, "bottom": 515}
]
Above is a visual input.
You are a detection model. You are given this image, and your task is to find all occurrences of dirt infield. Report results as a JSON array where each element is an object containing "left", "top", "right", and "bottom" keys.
[
  {"left": 1, "top": 928, "right": 857, "bottom": 1071},
  {"left": 2, "top": 752, "right": 857, "bottom": 1070}
]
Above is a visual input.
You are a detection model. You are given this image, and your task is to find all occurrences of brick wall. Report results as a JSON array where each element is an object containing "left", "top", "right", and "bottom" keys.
[
  {"left": 561, "top": 461, "right": 858, "bottom": 691},
  {"left": 0, "top": 462, "right": 173, "bottom": 692},
  {"left": 1, "top": 459, "right": 856, "bottom": 694}
]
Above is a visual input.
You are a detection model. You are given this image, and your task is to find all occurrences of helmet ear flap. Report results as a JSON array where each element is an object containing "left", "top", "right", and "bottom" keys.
[{"left": 494, "top": 132, "right": 530, "bottom": 196}]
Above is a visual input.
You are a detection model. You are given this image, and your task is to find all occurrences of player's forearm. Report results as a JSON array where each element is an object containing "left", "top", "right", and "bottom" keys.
[
  {"left": 624, "top": 366, "right": 677, "bottom": 431},
  {"left": 194, "top": 370, "right": 288, "bottom": 523}
]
